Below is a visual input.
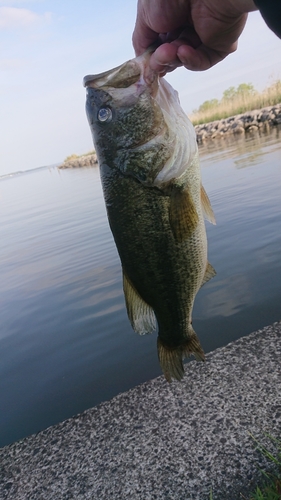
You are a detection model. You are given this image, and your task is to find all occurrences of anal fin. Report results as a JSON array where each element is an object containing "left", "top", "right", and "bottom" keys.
[
  {"left": 123, "top": 270, "right": 156, "bottom": 335},
  {"left": 201, "top": 261, "right": 216, "bottom": 287}
]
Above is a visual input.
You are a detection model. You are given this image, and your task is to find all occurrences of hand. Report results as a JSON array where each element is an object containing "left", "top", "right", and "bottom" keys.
[{"left": 132, "top": 0, "right": 257, "bottom": 73}]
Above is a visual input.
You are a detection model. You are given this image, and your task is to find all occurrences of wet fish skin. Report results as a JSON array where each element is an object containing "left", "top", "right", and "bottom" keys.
[{"left": 84, "top": 52, "right": 215, "bottom": 382}]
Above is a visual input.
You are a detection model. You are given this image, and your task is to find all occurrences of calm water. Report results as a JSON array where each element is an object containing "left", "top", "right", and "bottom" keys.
[{"left": 1, "top": 128, "right": 281, "bottom": 447}]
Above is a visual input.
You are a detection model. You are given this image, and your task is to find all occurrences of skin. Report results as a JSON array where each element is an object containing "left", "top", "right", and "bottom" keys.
[{"left": 132, "top": 0, "right": 258, "bottom": 73}]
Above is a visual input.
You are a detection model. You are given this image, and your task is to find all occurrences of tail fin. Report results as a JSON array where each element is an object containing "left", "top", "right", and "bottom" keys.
[{"left": 157, "top": 326, "right": 205, "bottom": 382}]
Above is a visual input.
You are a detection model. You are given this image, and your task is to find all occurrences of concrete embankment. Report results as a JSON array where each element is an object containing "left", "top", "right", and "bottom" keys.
[
  {"left": 194, "top": 103, "right": 281, "bottom": 143},
  {"left": 1, "top": 322, "right": 281, "bottom": 500}
]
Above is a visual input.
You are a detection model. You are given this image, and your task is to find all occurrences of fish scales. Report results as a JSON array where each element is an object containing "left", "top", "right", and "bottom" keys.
[
  {"left": 84, "top": 50, "right": 216, "bottom": 382},
  {"left": 104, "top": 172, "right": 203, "bottom": 341}
]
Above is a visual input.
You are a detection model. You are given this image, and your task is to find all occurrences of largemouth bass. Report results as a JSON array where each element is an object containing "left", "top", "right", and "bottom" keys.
[{"left": 84, "top": 51, "right": 216, "bottom": 382}]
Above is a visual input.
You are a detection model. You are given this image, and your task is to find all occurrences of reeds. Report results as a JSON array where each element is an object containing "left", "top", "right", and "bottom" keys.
[{"left": 190, "top": 81, "right": 281, "bottom": 126}]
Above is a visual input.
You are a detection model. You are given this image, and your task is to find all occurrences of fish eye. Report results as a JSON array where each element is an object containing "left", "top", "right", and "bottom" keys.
[{"left": 97, "top": 107, "right": 112, "bottom": 122}]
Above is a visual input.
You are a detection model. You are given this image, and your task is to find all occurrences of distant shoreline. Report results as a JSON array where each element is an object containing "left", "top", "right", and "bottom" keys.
[
  {"left": 58, "top": 152, "right": 98, "bottom": 169},
  {"left": 59, "top": 103, "right": 281, "bottom": 169}
]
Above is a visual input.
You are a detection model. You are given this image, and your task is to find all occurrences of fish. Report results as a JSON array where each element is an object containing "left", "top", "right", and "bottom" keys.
[{"left": 83, "top": 50, "right": 216, "bottom": 382}]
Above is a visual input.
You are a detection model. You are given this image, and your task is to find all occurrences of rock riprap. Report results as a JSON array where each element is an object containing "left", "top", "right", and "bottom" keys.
[{"left": 195, "top": 103, "right": 281, "bottom": 143}]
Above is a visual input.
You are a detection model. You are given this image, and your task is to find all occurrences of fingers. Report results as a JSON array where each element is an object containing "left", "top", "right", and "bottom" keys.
[
  {"left": 132, "top": 2, "right": 246, "bottom": 73},
  {"left": 149, "top": 43, "right": 182, "bottom": 74},
  {"left": 177, "top": 43, "right": 237, "bottom": 71},
  {"left": 132, "top": 18, "right": 160, "bottom": 56},
  {"left": 149, "top": 40, "right": 237, "bottom": 73}
]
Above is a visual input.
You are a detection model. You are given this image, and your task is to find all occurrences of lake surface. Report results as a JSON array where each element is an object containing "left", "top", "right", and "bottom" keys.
[{"left": 1, "top": 127, "right": 281, "bottom": 447}]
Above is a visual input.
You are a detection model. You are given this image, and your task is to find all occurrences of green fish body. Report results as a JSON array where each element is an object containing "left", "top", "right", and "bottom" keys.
[{"left": 84, "top": 52, "right": 216, "bottom": 381}]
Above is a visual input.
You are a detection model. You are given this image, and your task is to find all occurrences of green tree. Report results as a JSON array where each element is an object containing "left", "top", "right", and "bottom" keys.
[
  {"left": 222, "top": 83, "right": 256, "bottom": 102},
  {"left": 197, "top": 98, "right": 219, "bottom": 113},
  {"left": 222, "top": 86, "right": 236, "bottom": 101},
  {"left": 236, "top": 83, "right": 256, "bottom": 96}
]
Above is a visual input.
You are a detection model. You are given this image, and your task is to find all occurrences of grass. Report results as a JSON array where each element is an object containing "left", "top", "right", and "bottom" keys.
[
  {"left": 64, "top": 150, "right": 95, "bottom": 162},
  {"left": 208, "top": 434, "right": 281, "bottom": 500},
  {"left": 247, "top": 434, "right": 281, "bottom": 500},
  {"left": 190, "top": 80, "right": 281, "bottom": 126}
]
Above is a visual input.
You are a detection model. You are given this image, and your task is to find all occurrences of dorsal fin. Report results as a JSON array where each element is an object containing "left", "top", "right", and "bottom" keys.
[
  {"left": 201, "top": 185, "right": 216, "bottom": 225},
  {"left": 123, "top": 270, "right": 156, "bottom": 335}
]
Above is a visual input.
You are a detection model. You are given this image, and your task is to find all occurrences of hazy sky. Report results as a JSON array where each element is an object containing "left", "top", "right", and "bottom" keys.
[{"left": 1, "top": 1, "right": 281, "bottom": 175}]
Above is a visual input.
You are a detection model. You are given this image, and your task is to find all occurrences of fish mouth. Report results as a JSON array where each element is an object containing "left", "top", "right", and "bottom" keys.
[
  {"left": 83, "top": 46, "right": 159, "bottom": 93},
  {"left": 83, "top": 60, "right": 141, "bottom": 89}
]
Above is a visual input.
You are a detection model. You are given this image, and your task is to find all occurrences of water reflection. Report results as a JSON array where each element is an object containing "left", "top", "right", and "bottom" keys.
[
  {"left": 202, "top": 274, "right": 251, "bottom": 318},
  {"left": 199, "top": 125, "right": 281, "bottom": 168},
  {"left": 0, "top": 127, "right": 281, "bottom": 446},
  {"left": 194, "top": 126, "right": 281, "bottom": 356}
]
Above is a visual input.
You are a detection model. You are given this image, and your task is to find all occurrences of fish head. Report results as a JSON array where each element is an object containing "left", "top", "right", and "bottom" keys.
[
  {"left": 84, "top": 52, "right": 165, "bottom": 170},
  {"left": 84, "top": 51, "right": 198, "bottom": 186}
]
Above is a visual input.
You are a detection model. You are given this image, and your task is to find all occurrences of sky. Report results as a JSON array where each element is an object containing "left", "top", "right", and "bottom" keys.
[{"left": 1, "top": 1, "right": 281, "bottom": 175}]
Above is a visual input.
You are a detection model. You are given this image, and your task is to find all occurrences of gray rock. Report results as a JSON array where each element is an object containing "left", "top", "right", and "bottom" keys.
[
  {"left": 194, "top": 103, "right": 281, "bottom": 141},
  {"left": 233, "top": 126, "right": 245, "bottom": 134},
  {"left": 247, "top": 125, "right": 259, "bottom": 133}
]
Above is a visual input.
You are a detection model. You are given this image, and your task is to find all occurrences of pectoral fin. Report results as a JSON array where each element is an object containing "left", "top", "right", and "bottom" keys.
[
  {"left": 123, "top": 270, "right": 157, "bottom": 335},
  {"left": 201, "top": 261, "right": 216, "bottom": 287},
  {"left": 169, "top": 187, "right": 199, "bottom": 242},
  {"left": 201, "top": 185, "right": 216, "bottom": 225}
]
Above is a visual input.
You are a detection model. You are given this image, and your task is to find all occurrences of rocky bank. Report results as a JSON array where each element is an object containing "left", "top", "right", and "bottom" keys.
[{"left": 194, "top": 103, "right": 281, "bottom": 143}]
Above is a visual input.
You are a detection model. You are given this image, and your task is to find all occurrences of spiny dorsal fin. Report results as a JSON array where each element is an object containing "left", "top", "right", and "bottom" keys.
[
  {"left": 201, "top": 261, "right": 216, "bottom": 287},
  {"left": 123, "top": 270, "right": 156, "bottom": 335},
  {"left": 201, "top": 185, "right": 216, "bottom": 225},
  {"left": 169, "top": 187, "right": 199, "bottom": 242}
]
